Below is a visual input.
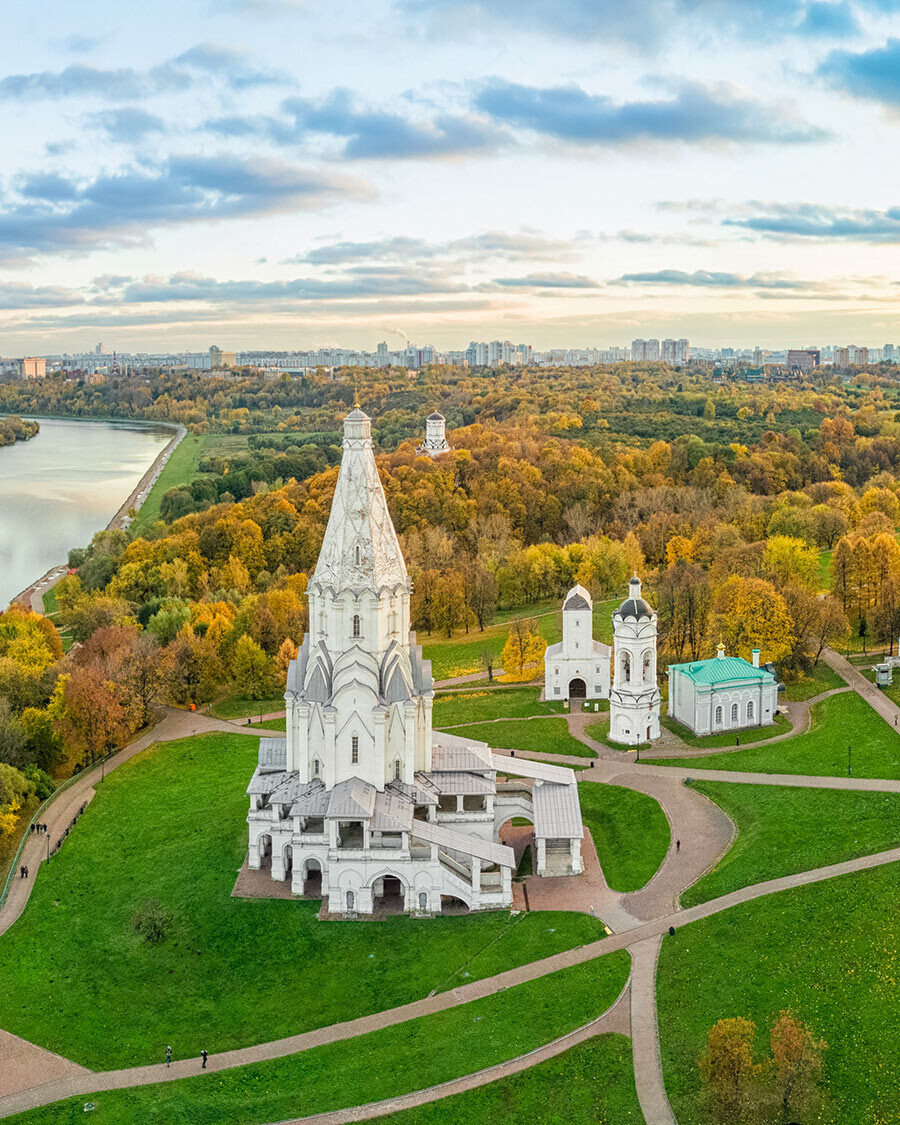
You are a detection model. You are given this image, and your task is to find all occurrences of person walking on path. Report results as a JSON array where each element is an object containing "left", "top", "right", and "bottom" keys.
[
  {"left": 166, "top": 1045, "right": 172, "bottom": 1068},
  {"left": 676, "top": 840, "right": 681, "bottom": 854},
  {"left": 19, "top": 866, "right": 24, "bottom": 879},
  {"left": 201, "top": 1050, "right": 208, "bottom": 1069}
]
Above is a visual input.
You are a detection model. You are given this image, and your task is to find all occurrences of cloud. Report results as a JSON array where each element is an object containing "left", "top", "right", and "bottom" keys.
[
  {"left": 173, "top": 43, "right": 290, "bottom": 89},
  {"left": 819, "top": 39, "right": 900, "bottom": 106},
  {"left": 0, "top": 282, "right": 85, "bottom": 309},
  {"left": 279, "top": 89, "right": 504, "bottom": 158},
  {"left": 0, "top": 156, "right": 372, "bottom": 260},
  {"left": 723, "top": 203, "right": 900, "bottom": 242},
  {"left": 488, "top": 272, "right": 600, "bottom": 288},
  {"left": 614, "top": 268, "right": 829, "bottom": 289},
  {"left": 399, "top": 0, "right": 867, "bottom": 46},
  {"left": 473, "top": 80, "right": 827, "bottom": 145},
  {"left": 87, "top": 107, "right": 167, "bottom": 143},
  {"left": 293, "top": 230, "right": 579, "bottom": 264}
]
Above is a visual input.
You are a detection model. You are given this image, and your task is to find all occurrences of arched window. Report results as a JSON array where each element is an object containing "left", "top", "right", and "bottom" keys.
[
  {"left": 731, "top": 702, "right": 739, "bottom": 723},
  {"left": 354, "top": 545, "right": 360, "bottom": 566},
  {"left": 642, "top": 650, "right": 652, "bottom": 682},
  {"left": 714, "top": 705, "right": 723, "bottom": 727},
  {"left": 351, "top": 735, "right": 359, "bottom": 764},
  {"left": 394, "top": 759, "right": 402, "bottom": 780},
  {"left": 346, "top": 890, "right": 355, "bottom": 911},
  {"left": 622, "top": 651, "right": 631, "bottom": 683},
  {"left": 352, "top": 614, "right": 361, "bottom": 638},
  {"left": 418, "top": 891, "right": 428, "bottom": 911},
  {"left": 313, "top": 759, "right": 320, "bottom": 776},
  {"left": 747, "top": 700, "right": 754, "bottom": 722}
]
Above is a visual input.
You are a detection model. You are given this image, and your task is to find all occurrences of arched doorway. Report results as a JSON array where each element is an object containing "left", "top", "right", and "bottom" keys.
[
  {"left": 568, "top": 678, "right": 587, "bottom": 699},
  {"left": 303, "top": 858, "right": 322, "bottom": 897},
  {"left": 257, "top": 834, "right": 272, "bottom": 871},
  {"left": 373, "top": 874, "right": 405, "bottom": 913},
  {"left": 283, "top": 844, "right": 293, "bottom": 878}
]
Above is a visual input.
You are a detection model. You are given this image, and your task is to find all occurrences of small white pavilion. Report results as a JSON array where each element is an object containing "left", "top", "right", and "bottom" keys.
[
  {"left": 416, "top": 412, "right": 452, "bottom": 457},
  {"left": 667, "top": 645, "right": 778, "bottom": 735},
  {"left": 544, "top": 585, "right": 611, "bottom": 700}
]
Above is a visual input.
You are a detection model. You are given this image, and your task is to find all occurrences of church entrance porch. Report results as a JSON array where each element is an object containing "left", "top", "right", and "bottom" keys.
[
  {"left": 372, "top": 874, "right": 405, "bottom": 914},
  {"left": 302, "top": 858, "right": 322, "bottom": 898},
  {"left": 568, "top": 678, "right": 587, "bottom": 699}
]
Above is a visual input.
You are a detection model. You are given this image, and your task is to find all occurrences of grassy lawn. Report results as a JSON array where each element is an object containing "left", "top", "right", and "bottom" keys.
[
  {"left": 422, "top": 597, "right": 618, "bottom": 680},
  {"left": 781, "top": 663, "right": 846, "bottom": 701},
  {"left": 644, "top": 692, "right": 900, "bottom": 778},
  {"left": 445, "top": 717, "right": 595, "bottom": 758},
  {"left": 578, "top": 781, "right": 670, "bottom": 892},
  {"left": 658, "top": 863, "right": 900, "bottom": 1124},
  {"left": 376, "top": 1035, "right": 642, "bottom": 1124},
  {"left": 209, "top": 695, "right": 285, "bottom": 719},
  {"left": 247, "top": 717, "right": 287, "bottom": 731},
  {"left": 682, "top": 781, "right": 900, "bottom": 907},
  {"left": 5, "top": 954, "right": 631, "bottom": 1125},
  {"left": 434, "top": 687, "right": 564, "bottom": 726},
  {"left": 129, "top": 433, "right": 207, "bottom": 534},
  {"left": 0, "top": 733, "right": 606, "bottom": 1069},
  {"left": 660, "top": 712, "right": 792, "bottom": 749},
  {"left": 861, "top": 667, "right": 900, "bottom": 708}
]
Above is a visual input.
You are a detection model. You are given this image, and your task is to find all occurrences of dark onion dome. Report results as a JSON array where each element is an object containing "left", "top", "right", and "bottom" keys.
[
  {"left": 427, "top": 411, "right": 445, "bottom": 421},
  {"left": 616, "top": 596, "right": 654, "bottom": 619}
]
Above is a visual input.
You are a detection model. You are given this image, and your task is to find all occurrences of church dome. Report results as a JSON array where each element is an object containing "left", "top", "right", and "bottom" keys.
[
  {"left": 614, "top": 574, "right": 654, "bottom": 619},
  {"left": 427, "top": 411, "right": 445, "bottom": 421}
]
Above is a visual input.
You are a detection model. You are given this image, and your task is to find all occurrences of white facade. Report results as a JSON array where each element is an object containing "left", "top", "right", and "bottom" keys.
[
  {"left": 667, "top": 646, "right": 778, "bottom": 736},
  {"left": 415, "top": 412, "right": 452, "bottom": 458},
  {"left": 246, "top": 408, "right": 583, "bottom": 917},
  {"left": 608, "top": 576, "right": 661, "bottom": 746},
  {"left": 544, "top": 585, "right": 611, "bottom": 700}
]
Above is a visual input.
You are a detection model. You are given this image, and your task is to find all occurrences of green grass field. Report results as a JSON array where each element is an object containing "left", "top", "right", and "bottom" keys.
[
  {"left": 434, "top": 687, "right": 564, "bottom": 726},
  {"left": 209, "top": 695, "right": 285, "bottom": 719},
  {"left": 578, "top": 781, "right": 670, "bottom": 892},
  {"left": 645, "top": 692, "right": 900, "bottom": 778},
  {"left": 445, "top": 717, "right": 595, "bottom": 758},
  {"left": 658, "top": 863, "right": 900, "bottom": 1124},
  {"left": 248, "top": 717, "right": 288, "bottom": 730},
  {"left": 4, "top": 954, "right": 631, "bottom": 1125},
  {"left": 129, "top": 433, "right": 208, "bottom": 534},
  {"left": 660, "top": 711, "right": 792, "bottom": 749},
  {"left": 0, "top": 733, "right": 605, "bottom": 1068},
  {"left": 422, "top": 597, "right": 619, "bottom": 681},
  {"left": 782, "top": 663, "right": 846, "bottom": 701},
  {"left": 376, "top": 1035, "right": 642, "bottom": 1124},
  {"left": 682, "top": 781, "right": 900, "bottom": 907}
]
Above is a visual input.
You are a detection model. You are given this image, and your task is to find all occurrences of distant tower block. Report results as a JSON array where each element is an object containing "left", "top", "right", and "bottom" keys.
[{"left": 416, "top": 412, "right": 452, "bottom": 457}]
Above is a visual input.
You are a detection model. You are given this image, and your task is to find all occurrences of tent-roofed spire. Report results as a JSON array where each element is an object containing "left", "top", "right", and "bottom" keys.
[{"left": 311, "top": 408, "right": 409, "bottom": 593}]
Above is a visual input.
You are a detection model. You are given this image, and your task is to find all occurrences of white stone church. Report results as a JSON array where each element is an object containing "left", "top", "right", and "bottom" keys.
[{"left": 246, "top": 408, "right": 584, "bottom": 917}]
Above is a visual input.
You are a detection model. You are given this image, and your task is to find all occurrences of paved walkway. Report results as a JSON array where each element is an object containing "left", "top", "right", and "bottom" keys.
[{"left": 822, "top": 646, "right": 900, "bottom": 729}]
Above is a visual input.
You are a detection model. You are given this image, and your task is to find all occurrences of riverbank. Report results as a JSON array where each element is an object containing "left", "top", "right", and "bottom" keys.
[
  {"left": 0, "top": 416, "right": 39, "bottom": 447},
  {"left": 11, "top": 422, "right": 186, "bottom": 612}
]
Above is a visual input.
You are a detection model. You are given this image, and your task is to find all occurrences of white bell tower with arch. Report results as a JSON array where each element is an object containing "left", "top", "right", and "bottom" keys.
[{"left": 609, "top": 575, "right": 661, "bottom": 746}]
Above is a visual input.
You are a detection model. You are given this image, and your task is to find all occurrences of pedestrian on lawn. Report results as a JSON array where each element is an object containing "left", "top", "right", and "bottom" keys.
[
  {"left": 166, "top": 1045, "right": 172, "bottom": 1067},
  {"left": 201, "top": 1050, "right": 208, "bottom": 1069}
]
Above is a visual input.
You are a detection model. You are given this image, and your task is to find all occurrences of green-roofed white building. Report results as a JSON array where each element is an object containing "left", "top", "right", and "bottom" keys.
[{"left": 667, "top": 644, "right": 778, "bottom": 736}]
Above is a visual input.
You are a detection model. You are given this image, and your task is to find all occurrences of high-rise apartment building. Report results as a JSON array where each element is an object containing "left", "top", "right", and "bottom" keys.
[
  {"left": 631, "top": 339, "right": 645, "bottom": 361},
  {"left": 786, "top": 349, "right": 820, "bottom": 372},
  {"left": 16, "top": 356, "right": 46, "bottom": 379},
  {"left": 645, "top": 339, "right": 660, "bottom": 361}
]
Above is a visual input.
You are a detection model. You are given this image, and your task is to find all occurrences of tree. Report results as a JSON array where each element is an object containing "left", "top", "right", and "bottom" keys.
[
  {"left": 762, "top": 535, "right": 820, "bottom": 592},
  {"left": 466, "top": 564, "right": 498, "bottom": 631},
  {"left": 769, "top": 1010, "right": 826, "bottom": 1119},
  {"left": 480, "top": 646, "right": 496, "bottom": 682},
  {"left": 811, "top": 596, "right": 851, "bottom": 664},
  {"left": 432, "top": 571, "right": 471, "bottom": 637},
  {"left": 56, "top": 668, "right": 133, "bottom": 769},
  {"left": 699, "top": 1017, "right": 761, "bottom": 1120},
  {"left": 830, "top": 537, "right": 854, "bottom": 611},
  {"left": 21, "top": 706, "right": 65, "bottom": 774},
  {"left": 501, "top": 620, "right": 547, "bottom": 681},
  {"left": 714, "top": 577, "right": 795, "bottom": 664},
  {"left": 657, "top": 562, "right": 711, "bottom": 662},
  {"left": 275, "top": 637, "right": 298, "bottom": 684},
  {"left": 231, "top": 635, "right": 276, "bottom": 699}
]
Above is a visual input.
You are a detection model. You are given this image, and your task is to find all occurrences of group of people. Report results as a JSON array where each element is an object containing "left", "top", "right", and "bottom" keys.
[
  {"left": 165, "top": 1046, "right": 209, "bottom": 1069},
  {"left": 19, "top": 865, "right": 29, "bottom": 879},
  {"left": 29, "top": 822, "right": 49, "bottom": 835}
]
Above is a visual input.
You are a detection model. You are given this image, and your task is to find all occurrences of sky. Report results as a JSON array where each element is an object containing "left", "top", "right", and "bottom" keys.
[{"left": 3, "top": 0, "right": 900, "bottom": 353}]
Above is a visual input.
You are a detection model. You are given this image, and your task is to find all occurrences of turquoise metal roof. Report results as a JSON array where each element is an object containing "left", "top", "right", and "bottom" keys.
[{"left": 668, "top": 656, "right": 775, "bottom": 685}]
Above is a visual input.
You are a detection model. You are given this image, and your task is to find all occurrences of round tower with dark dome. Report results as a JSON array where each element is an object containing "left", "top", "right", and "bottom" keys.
[{"left": 609, "top": 575, "right": 661, "bottom": 746}]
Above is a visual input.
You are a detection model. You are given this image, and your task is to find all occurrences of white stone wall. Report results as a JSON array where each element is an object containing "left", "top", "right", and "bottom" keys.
[{"left": 668, "top": 671, "right": 778, "bottom": 735}]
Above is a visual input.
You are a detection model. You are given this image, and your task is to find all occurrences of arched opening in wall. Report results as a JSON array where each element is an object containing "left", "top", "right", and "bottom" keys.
[
  {"left": 440, "top": 895, "right": 470, "bottom": 915},
  {"left": 345, "top": 890, "right": 355, "bottom": 913},
  {"left": 621, "top": 651, "right": 631, "bottom": 683},
  {"left": 352, "top": 614, "right": 361, "bottom": 638},
  {"left": 303, "top": 858, "right": 322, "bottom": 898},
  {"left": 498, "top": 815, "right": 534, "bottom": 874},
  {"left": 568, "top": 678, "right": 586, "bottom": 699},
  {"left": 373, "top": 874, "right": 405, "bottom": 914},
  {"left": 731, "top": 702, "right": 739, "bottom": 724},
  {"left": 642, "top": 650, "right": 652, "bottom": 683},
  {"left": 747, "top": 700, "right": 755, "bottom": 723},
  {"left": 257, "top": 834, "right": 272, "bottom": 872},
  {"left": 714, "top": 705, "right": 723, "bottom": 729},
  {"left": 283, "top": 844, "right": 293, "bottom": 877}
]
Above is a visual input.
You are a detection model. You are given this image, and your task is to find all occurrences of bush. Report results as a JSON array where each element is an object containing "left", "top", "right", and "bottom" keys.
[{"left": 133, "top": 899, "right": 171, "bottom": 943}]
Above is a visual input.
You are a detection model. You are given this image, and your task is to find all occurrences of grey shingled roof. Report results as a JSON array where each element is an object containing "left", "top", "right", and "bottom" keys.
[
  {"left": 372, "top": 790, "right": 414, "bottom": 831},
  {"left": 422, "top": 770, "right": 495, "bottom": 796},
  {"left": 411, "top": 819, "right": 514, "bottom": 868},
  {"left": 258, "top": 737, "right": 287, "bottom": 770},
  {"left": 290, "top": 780, "right": 330, "bottom": 817},
  {"left": 563, "top": 592, "right": 590, "bottom": 611},
  {"left": 387, "top": 776, "right": 439, "bottom": 806},
  {"left": 533, "top": 782, "right": 584, "bottom": 840},
  {"left": 269, "top": 774, "right": 310, "bottom": 806},
  {"left": 246, "top": 768, "right": 290, "bottom": 797},
  {"left": 491, "top": 753, "right": 577, "bottom": 785},
  {"left": 431, "top": 738, "right": 493, "bottom": 773},
  {"left": 326, "top": 776, "right": 377, "bottom": 819}
]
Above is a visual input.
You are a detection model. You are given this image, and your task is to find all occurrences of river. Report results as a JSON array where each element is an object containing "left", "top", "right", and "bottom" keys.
[{"left": 0, "top": 417, "right": 173, "bottom": 608}]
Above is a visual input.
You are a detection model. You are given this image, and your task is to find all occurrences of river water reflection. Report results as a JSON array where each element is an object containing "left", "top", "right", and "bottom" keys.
[{"left": 0, "top": 417, "right": 172, "bottom": 606}]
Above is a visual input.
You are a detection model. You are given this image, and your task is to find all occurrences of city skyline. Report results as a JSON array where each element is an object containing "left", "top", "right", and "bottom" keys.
[{"left": 2, "top": 1, "right": 900, "bottom": 351}]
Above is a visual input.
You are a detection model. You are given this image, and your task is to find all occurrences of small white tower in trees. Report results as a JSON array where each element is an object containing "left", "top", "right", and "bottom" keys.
[
  {"left": 416, "top": 412, "right": 452, "bottom": 457},
  {"left": 609, "top": 575, "right": 661, "bottom": 746}
]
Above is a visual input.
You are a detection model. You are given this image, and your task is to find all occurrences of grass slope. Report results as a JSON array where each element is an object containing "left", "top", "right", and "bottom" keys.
[
  {"left": 658, "top": 863, "right": 900, "bottom": 1124},
  {"left": 683, "top": 781, "right": 900, "bottom": 907},
  {"left": 446, "top": 717, "right": 595, "bottom": 758},
  {"left": 376, "top": 1035, "right": 642, "bottom": 1125},
  {"left": 129, "top": 433, "right": 207, "bottom": 534},
  {"left": 0, "top": 733, "right": 604, "bottom": 1068},
  {"left": 660, "top": 712, "right": 792, "bottom": 749},
  {"left": 578, "top": 782, "right": 670, "bottom": 892},
  {"left": 645, "top": 692, "right": 900, "bottom": 778},
  {"left": 5, "top": 954, "right": 631, "bottom": 1125},
  {"left": 782, "top": 663, "right": 845, "bottom": 701},
  {"left": 434, "top": 687, "right": 563, "bottom": 726},
  {"left": 210, "top": 695, "right": 285, "bottom": 720}
]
